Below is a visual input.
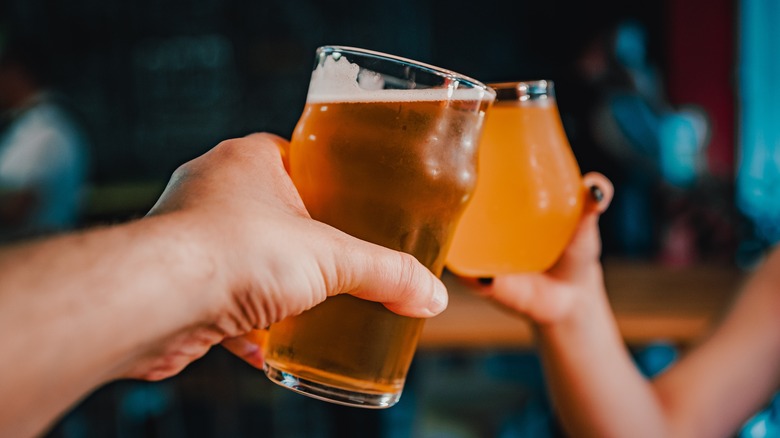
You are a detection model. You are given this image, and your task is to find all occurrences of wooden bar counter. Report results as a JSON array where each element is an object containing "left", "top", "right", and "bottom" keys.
[
  {"left": 82, "top": 184, "right": 746, "bottom": 350},
  {"left": 420, "top": 260, "right": 745, "bottom": 349}
]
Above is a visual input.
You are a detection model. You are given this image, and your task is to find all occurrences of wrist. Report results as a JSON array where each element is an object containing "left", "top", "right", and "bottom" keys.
[
  {"left": 153, "top": 212, "right": 232, "bottom": 326},
  {"left": 112, "top": 212, "right": 233, "bottom": 379},
  {"left": 167, "top": 209, "right": 266, "bottom": 338},
  {"left": 534, "top": 271, "right": 612, "bottom": 341}
]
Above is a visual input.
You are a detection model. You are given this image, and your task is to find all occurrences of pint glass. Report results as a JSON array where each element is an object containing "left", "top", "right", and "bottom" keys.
[
  {"left": 447, "top": 81, "right": 585, "bottom": 276},
  {"left": 263, "top": 46, "right": 495, "bottom": 408}
]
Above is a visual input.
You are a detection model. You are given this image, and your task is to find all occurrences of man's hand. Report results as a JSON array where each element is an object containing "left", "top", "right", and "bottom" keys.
[{"left": 137, "top": 133, "right": 447, "bottom": 377}]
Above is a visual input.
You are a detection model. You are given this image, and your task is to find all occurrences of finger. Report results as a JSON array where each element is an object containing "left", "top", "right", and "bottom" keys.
[
  {"left": 337, "top": 240, "right": 448, "bottom": 318},
  {"left": 455, "top": 275, "right": 495, "bottom": 293},
  {"left": 237, "top": 133, "right": 292, "bottom": 178},
  {"left": 244, "top": 132, "right": 290, "bottom": 166},
  {"left": 237, "top": 133, "right": 309, "bottom": 216},
  {"left": 221, "top": 331, "right": 267, "bottom": 370},
  {"left": 571, "top": 172, "right": 614, "bottom": 241},
  {"left": 245, "top": 132, "right": 292, "bottom": 173},
  {"left": 582, "top": 172, "right": 614, "bottom": 214},
  {"left": 247, "top": 133, "right": 447, "bottom": 318},
  {"left": 482, "top": 273, "right": 538, "bottom": 311},
  {"left": 574, "top": 172, "right": 614, "bottom": 245},
  {"left": 243, "top": 132, "right": 289, "bottom": 148},
  {"left": 548, "top": 173, "right": 613, "bottom": 279}
]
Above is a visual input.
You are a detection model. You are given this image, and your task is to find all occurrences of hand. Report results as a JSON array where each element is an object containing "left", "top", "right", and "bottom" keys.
[
  {"left": 134, "top": 133, "right": 447, "bottom": 378},
  {"left": 475, "top": 172, "right": 614, "bottom": 325}
]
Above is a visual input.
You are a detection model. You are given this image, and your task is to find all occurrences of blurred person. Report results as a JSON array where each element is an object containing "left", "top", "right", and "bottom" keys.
[
  {"left": 572, "top": 20, "right": 720, "bottom": 264},
  {"left": 0, "top": 32, "right": 89, "bottom": 242},
  {"left": 476, "top": 174, "right": 780, "bottom": 437},
  {"left": 567, "top": 21, "right": 662, "bottom": 258},
  {"left": 0, "top": 133, "right": 449, "bottom": 438}
]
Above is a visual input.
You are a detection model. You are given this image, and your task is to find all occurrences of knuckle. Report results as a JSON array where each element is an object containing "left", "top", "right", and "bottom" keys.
[
  {"left": 214, "top": 138, "right": 246, "bottom": 157},
  {"left": 170, "top": 162, "right": 191, "bottom": 182}
]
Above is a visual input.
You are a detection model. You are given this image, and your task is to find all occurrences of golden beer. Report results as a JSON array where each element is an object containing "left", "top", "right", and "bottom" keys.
[
  {"left": 263, "top": 47, "right": 494, "bottom": 407},
  {"left": 447, "top": 81, "right": 585, "bottom": 276}
]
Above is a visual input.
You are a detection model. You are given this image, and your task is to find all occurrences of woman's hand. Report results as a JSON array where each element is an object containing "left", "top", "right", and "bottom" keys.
[{"left": 476, "top": 172, "right": 614, "bottom": 326}]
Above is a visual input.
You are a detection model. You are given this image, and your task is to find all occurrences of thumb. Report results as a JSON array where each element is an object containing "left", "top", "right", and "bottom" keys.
[{"left": 335, "top": 239, "right": 448, "bottom": 318}]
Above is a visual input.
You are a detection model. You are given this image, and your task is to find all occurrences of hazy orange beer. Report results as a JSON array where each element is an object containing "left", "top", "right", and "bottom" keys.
[
  {"left": 262, "top": 46, "right": 495, "bottom": 407},
  {"left": 447, "top": 81, "right": 585, "bottom": 276}
]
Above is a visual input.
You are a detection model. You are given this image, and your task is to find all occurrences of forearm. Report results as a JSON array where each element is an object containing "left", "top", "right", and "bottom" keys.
[
  {"left": 535, "top": 280, "right": 668, "bottom": 438},
  {"left": 0, "top": 214, "right": 225, "bottom": 437},
  {"left": 650, "top": 247, "right": 780, "bottom": 437},
  {"left": 536, "top": 250, "right": 780, "bottom": 438}
]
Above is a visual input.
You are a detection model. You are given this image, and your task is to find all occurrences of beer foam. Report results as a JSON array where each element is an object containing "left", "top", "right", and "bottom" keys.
[{"left": 306, "top": 56, "right": 492, "bottom": 103}]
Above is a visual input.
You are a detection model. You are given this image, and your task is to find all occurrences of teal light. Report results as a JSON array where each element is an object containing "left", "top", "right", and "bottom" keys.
[{"left": 737, "top": 0, "right": 780, "bottom": 244}]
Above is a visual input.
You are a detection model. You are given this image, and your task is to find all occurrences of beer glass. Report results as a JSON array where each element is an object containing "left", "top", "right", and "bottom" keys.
[
  {"left": 446, "top": 81, "right": 585, "bottom": 276},
  {"left": 262, "top": 46, "right": 495, "bottom": 408}
]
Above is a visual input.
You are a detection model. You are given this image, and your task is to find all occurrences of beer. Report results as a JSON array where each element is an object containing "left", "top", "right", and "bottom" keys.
[
  {"left": 262, "top": 47, "right": 494, "bottom": 407},
  {"left": 447, "top": 81, "right": 585, "bottom": 276}
]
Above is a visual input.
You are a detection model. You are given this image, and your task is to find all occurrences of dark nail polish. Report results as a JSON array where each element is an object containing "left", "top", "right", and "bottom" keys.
[
  {"left": 477, "top": 277, "right": 494, "bottom": 286},
  {"left": 590, "top": 185, "right": 604, "bottom": 203}
]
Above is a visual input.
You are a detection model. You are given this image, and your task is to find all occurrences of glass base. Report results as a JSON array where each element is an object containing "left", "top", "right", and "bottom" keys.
[{"left": 263, "top": 363, "right": 401, "bottom": 409}]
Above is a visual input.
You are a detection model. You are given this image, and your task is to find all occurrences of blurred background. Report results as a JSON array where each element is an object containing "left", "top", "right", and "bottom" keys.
[{"left": 2, "top": 0, "right": 778, "bottom": 436}]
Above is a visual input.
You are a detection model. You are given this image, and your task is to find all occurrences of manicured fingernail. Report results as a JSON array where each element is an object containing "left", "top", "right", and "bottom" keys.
[
  {"left": 590, "top": 185, "right": 604, "bottom": 203},
  {"left": 478, "top": 277, "right": 494, "bottom": 286}
]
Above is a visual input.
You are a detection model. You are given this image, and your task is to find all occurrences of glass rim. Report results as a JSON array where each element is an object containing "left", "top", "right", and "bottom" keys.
[
  {"left": 488, "top": 80, "right": 555, "bottom": 101},
  {"left": 488, "top": 80, "right": 554, "bottom": 89},
  {"left": 318, "top": 45, "right": 496, "bottom": 97}
]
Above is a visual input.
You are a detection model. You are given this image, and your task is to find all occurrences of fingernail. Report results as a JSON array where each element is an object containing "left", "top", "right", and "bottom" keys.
[
  {"left": 590, "top": 185, "right": 604, "bottom": 203},
  {"left": 428, "top": 283, "right": 448, "bottom": 314},
  {"left": 478, "top": 277, "right": 494, "bottom": 286}
]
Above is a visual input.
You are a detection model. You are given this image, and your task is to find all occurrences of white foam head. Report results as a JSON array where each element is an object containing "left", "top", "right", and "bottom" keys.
[{"left": 306, "top": 56, "right": 492, "bottom": 103}]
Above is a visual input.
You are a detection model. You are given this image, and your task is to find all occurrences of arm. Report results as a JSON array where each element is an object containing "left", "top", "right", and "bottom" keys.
[
  {"left": 481, "top": 174, "right": 667, "bottom": 437},
  {"left": 483, "top": 174, "right": 780, "bottom": 438},
  {"left": 0, "top": 214, "right": 222, "bottom": 438},
  {"left": 650, "top": 249, "right": 780, "bottom": 437},
  {"left": 0, "top": 133, "right": 448, "bottom": 437}
]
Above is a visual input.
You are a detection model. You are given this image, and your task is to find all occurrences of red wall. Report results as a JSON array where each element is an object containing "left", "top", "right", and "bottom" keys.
[{"left": 665, "top": 0, "right": 736, "bottom": 177}]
